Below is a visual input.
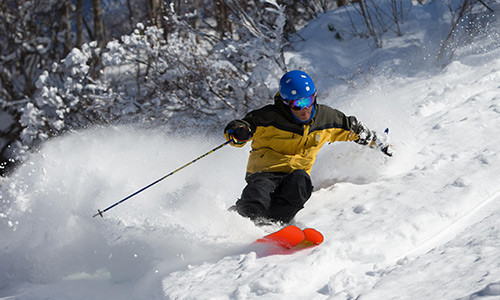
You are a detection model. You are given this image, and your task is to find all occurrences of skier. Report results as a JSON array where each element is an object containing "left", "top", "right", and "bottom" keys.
[{"left": 225, "top": 70, "right": 392, "bottom": 225}]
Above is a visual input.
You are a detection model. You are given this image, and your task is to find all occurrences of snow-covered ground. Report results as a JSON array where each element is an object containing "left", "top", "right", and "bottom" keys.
[{"left": 2, "top": 2, "right": 500, "bottom": 299}]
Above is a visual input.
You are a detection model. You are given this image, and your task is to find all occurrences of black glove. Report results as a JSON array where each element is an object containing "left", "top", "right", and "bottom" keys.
[
  {"left": 224, "top": 120, "right": 253, "bottom": 145},
  {"left": 232, "top": 125, "right": 252, "bottom": 141},
  {"left": 380, "top": 144, "right": 393, "bottom": 157}
]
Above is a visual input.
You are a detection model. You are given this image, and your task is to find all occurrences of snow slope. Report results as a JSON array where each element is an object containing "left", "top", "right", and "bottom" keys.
[{"left": 2, "top": 2, "right": 500, "bottom": 300}]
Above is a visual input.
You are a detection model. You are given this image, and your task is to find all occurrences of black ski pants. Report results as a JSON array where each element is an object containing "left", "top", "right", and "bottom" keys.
[{"left": 234, "top": 169, "right": 313, "bottom": 223}]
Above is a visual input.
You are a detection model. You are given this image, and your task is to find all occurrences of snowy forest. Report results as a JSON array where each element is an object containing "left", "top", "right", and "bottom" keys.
[{"left": 0, "top": 0, "right": 497, "bottom": 175}]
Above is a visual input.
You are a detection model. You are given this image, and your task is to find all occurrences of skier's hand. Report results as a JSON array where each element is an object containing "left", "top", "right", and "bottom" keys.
[
  {"left": 232, "top": 125, "right": 252, "bottom": 142},
  {"left": 381, "top": 144, "right": 393, "bottom": 157},
  {"left": 369, "top": 128, "right": 393, "bottom": 157},
  {"left": 224, "top": 120, "right": 253, "bottom": 146}
]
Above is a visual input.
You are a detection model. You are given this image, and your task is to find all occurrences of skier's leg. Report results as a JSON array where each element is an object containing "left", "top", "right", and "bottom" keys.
[
  {"left": 267, "top": 169, "right": 313, "bottom": 223},
  {"left": 234, "top": 173, "right": 280, "bottom": 221}
]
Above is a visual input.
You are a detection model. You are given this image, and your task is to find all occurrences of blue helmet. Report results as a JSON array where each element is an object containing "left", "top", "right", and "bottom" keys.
[{"left": 279, "top": 70, "right": 316, "bottom": 100}]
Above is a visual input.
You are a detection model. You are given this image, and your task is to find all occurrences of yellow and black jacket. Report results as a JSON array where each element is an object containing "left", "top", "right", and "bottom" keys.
[{"left": 225, "top": 94, "right": 375, "bottom": 176}]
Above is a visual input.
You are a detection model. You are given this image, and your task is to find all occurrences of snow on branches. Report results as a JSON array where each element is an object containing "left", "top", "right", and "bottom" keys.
[{"left": 12, "top": 3, "right": 287, "bottom": 162}]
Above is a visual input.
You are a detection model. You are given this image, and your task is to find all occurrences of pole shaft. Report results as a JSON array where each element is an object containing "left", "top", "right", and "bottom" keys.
[{"left": 93, "top": 140, "right": 231, "bottom": 218}]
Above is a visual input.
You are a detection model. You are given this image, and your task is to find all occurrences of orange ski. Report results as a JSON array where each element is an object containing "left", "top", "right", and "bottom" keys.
[
  {"left": 292, "top": 228, "right": 324, "bottom": 249},
  {"left": 255, "top": 225, "right": 305, "bottom": 249}
]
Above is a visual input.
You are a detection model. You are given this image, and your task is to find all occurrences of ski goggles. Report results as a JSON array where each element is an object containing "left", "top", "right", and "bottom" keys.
[{"left": 284, "top": 93, "right": 316, "bottom": 110}]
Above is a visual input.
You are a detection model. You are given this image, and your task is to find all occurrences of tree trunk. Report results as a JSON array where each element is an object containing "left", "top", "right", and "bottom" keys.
[
  {"left": 126, "top": 0, "right": 135, "bottom": 32},
  {"left": 76, "top": 0, "right": 84, "bottom": 48},
  {"left": 358, "top": 0, "right": 381, "bottom": 48},
  {"left": 92, "top": 0, "right": 106, "bottom": 49},
  {"left": 62, "top": 0, "right": 72, "bottom": 54},
  {"left": 216, "top": 1, "right": 232, "bottom": 39},
  {"left": 150, "top": 0, "right": 166, "bottom": 29}
]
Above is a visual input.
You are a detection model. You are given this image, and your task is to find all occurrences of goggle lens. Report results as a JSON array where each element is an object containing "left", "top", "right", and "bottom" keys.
[{"left": 286, "top": 94, "right": 315, "bottom": 110}]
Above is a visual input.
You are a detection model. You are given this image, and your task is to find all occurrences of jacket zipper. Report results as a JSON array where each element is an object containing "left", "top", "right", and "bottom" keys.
[{"left": 296, "top": 124, "right": 309, "bottom": 153}]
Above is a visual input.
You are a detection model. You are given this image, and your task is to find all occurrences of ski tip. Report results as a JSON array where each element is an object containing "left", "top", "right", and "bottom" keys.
[
  {"left": 303, "top": 228, "right": 324, "bottom": 245},
  {"left": 290, "top": 228, "right": 324, "bottom": 250}
]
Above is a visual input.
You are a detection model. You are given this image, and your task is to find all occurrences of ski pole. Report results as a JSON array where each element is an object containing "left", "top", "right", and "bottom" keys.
[{"left": 93, "top": 140, "right": 232, "bottom": 218}]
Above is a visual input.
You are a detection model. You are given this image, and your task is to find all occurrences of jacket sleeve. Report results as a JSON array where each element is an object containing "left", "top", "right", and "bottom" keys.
[
  {"left": 328, "top": 108, "right": 377, "bottom": 145},
  {"left": 348, "top": 117, "right": 375, "bottom": 145},
  {"left": 349, "top": 116, "right": 392, "bottom": 156}
]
